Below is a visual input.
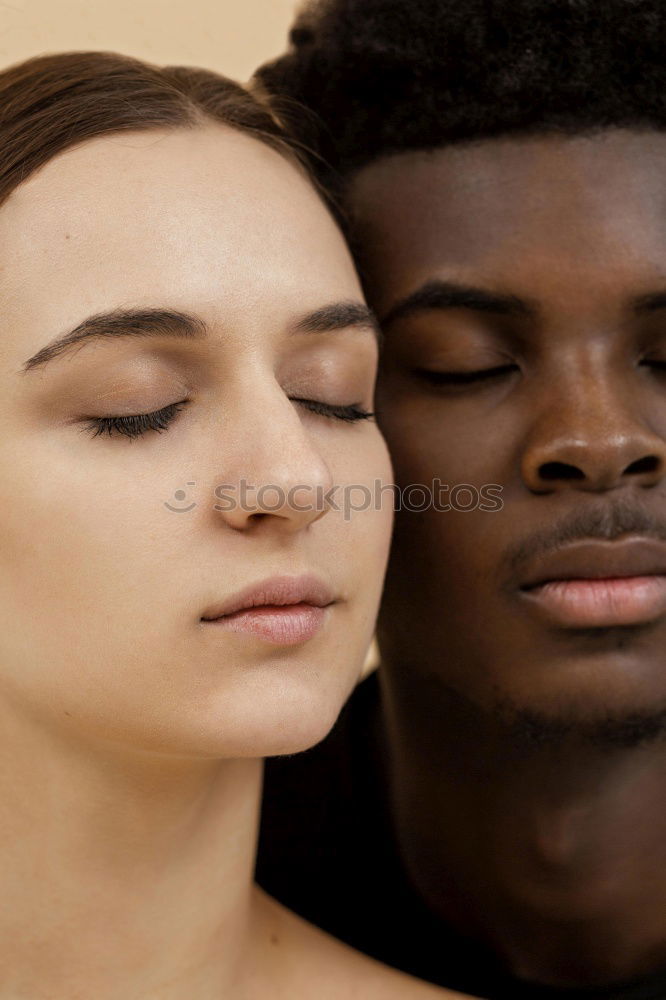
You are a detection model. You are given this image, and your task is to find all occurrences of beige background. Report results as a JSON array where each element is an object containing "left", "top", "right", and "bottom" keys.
[{"left": 0, "top": 0, "right": 299, "bottom": 81}]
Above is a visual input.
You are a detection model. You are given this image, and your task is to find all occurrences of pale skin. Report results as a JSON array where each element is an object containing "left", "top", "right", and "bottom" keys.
[{"left": 0, "top": 123, "right": 460, "bottom": 999}]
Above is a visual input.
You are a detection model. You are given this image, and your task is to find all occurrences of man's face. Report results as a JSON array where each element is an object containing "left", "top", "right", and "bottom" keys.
[{"left": 348, "top": 130, "right": 666, "bottom": 740}]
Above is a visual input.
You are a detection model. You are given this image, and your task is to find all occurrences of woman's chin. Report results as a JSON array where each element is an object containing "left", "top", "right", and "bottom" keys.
[
  {"left": 232, "top": 680, "right": 353, "bottom": 758},
  {"left": 114, "top": 680, "right": 355, "bottom": 761}
]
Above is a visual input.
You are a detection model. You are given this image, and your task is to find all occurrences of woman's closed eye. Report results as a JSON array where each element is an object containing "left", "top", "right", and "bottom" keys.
[
  {"left": 291, "top": 398, "right": 375, "bottom": 423},
  {"left": 81, "top": 399, "right": 190, "bottom": 440},
  {"left": 80, "top": 396, "right": 375, "bottom": 441}
]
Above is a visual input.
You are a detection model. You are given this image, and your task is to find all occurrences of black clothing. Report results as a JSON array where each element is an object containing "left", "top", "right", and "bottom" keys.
[{"left": 257, "top": 672, "right": 666, "bottom": 1000}]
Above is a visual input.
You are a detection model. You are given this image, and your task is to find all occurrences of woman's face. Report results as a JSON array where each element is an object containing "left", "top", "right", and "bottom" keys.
[{"left": 0, "top": 124, "right": 392, "bottom": 758}]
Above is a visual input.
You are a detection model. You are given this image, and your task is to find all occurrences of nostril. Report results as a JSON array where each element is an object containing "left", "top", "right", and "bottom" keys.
[
  {"left": 538, "top": 461, "right": 585, "bottom": 482},
  {"left": 625, "top": 455, "right": 661, "bottom": 476}
]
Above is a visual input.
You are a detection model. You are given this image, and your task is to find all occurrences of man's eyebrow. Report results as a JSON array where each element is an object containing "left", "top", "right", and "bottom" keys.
[
  {"left": 292, "top": 301, "right": 382, "bottom": 345},
  {"left": 19, "top": 308, "right": 208, "bottom": 374},
  {"left": 380, "top": 279, "right": 534, "bottom": 328}
]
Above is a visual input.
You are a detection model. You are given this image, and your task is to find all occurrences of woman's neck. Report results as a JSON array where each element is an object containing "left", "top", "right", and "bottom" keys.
[{"left": 0, "top": 702, "right": 263, "bottom": 999}]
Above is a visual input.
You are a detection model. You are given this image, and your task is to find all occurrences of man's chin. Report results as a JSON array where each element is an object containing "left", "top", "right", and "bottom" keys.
[
  {"left": 381, "top": 640, "right": 666, "bottom": 751},
  {"left": 492, "top": 694, "right": 666, "bottom": 751},
  {"left": 473, "top": 628, "right": 666, "bottom": 751}
]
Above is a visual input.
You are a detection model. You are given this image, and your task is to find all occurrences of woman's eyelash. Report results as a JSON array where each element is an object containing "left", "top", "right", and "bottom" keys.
[
  {"left": 292, "top": 398, "right": 375, "bottom": 422},
  {"left": 81, "top": 396, "right": 374, "bottom": 441},
  {"left": 82, "top": 400, "right": 189, "bottom": 440},
  {"left": 414, "top": 364, "right": 518, "bottom": 386}
]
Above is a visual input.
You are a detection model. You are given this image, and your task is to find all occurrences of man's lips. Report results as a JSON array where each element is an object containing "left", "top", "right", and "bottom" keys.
[{"left": 518, "top": 538, "right": 666, "bottom": 628}]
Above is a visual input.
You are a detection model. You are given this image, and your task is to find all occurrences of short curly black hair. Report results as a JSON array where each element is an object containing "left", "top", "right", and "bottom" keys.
[{"left": 256, "top": 0, "right": 666, "bottom": 185}]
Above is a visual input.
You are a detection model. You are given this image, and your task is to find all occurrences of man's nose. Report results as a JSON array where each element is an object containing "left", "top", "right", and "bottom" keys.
[{"left": 521, "top": 375, "right": 665, "bottom": 494}]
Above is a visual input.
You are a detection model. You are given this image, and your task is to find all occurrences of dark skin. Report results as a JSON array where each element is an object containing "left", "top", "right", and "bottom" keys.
[{"left": 346, "top": 130, "right": 666, "bottom": 989}]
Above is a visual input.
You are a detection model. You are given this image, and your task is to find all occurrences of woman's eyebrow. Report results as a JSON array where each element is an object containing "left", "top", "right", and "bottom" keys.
[
  {"left": 19, "top": 308, "right": 207, "bottom": 375},
  {"left": 291, "top": 301, "right": 382, "bottom": 344},
  {"left": 19, "top": 301, "right": 381, "bottom": 376}
]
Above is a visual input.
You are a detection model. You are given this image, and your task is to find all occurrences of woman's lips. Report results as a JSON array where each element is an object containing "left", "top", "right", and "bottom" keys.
[
  {"left": 200, "top": 574, "right": 334, "bottom": 645},
  {"left": 518, "top": 538, "right": 666, "bottom": 628},
  {"left": 204, "top": 603, "right": 328, "bottom": 645}
]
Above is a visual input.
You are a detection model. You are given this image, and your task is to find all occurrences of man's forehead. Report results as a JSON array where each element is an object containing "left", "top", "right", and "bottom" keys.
[
  {"left": 345, "top": 129, "right": 666, "bottom": 312},
  {"left": 348, "top": 129, "right": 666, "bottom": 203}
]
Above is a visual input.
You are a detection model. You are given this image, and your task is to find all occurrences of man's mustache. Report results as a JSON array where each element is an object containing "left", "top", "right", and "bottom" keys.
[{"left": 505, "top": 498, "right": 666, "bottom": 578}]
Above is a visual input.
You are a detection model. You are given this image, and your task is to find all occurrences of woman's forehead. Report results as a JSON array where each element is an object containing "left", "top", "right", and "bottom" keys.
[{"left": 0, "top": 124, "right": 359, "bottom": 361}]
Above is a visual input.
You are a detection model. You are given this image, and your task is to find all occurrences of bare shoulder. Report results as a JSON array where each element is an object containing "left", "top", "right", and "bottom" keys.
[{"left": 248, "top": 887, "right": 469, "bottom": 1000}]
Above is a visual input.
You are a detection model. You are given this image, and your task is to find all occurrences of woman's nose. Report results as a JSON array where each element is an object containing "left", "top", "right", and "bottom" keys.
[{"left": 213, "top": 390, "right": 335, "bottom": 533}]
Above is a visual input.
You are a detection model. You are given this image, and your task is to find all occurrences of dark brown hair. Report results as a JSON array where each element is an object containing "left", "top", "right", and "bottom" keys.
[
  {"left": 257, "top": 0, "right": 666, "bottom": 187},
  {"left": 0, "top": 50, "right": 313, "bottom": 209}
]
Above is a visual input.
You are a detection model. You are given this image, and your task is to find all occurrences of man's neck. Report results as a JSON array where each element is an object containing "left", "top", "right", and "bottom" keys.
[{"left": 380, "top": 666, "right": 666, "bottom": 990}]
